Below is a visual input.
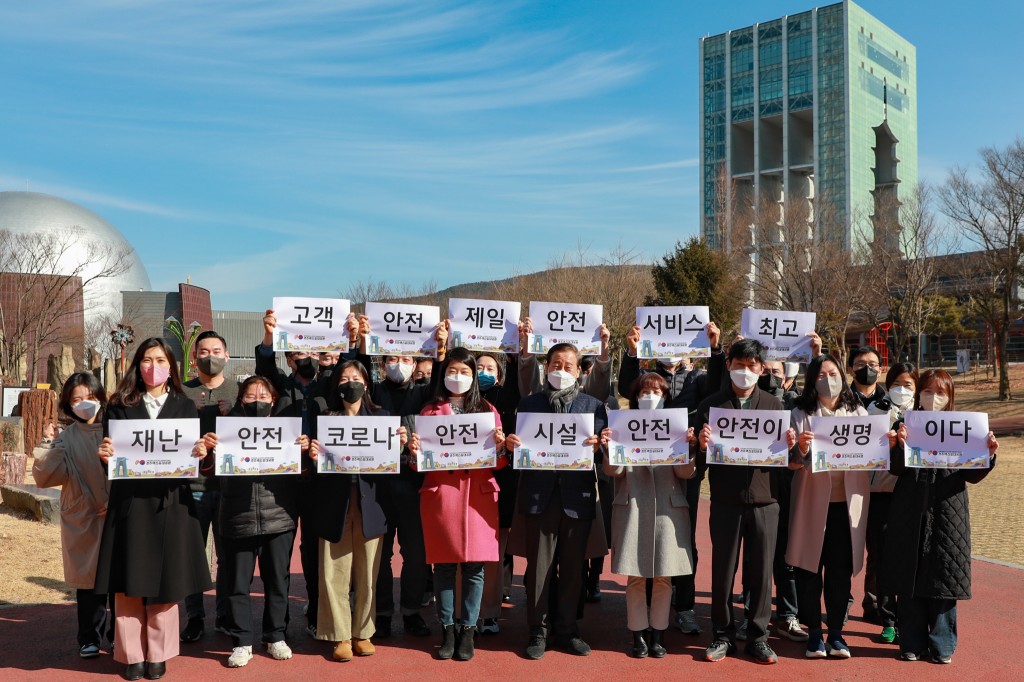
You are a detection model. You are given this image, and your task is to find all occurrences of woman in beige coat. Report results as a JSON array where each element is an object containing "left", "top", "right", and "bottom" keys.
[
  {"left": 600, "top": 373, "right": 696, "bottom": 659},
  {"left": 788, "top": 355, "right": 870, "bottom": 660},
  {"left": 31, "top": 372, "right": 112, "bottom": 659}
]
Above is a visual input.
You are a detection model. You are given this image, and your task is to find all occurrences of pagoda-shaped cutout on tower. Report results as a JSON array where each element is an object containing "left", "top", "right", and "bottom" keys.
[{"left": 870, "top": 81, "right": 902, "bottom": 251}]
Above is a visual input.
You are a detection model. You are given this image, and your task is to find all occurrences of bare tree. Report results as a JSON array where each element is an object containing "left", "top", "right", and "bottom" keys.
[
  {"left": 941, "top": 137, "right": 1024, "bottom": 400},
  {"left": 0, "top": 227, "right": 132, "bottom": 383}
]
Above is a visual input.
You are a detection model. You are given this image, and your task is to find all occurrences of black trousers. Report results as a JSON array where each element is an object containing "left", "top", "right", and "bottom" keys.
[
  {"left": 223, "top": 530, "right": 295, "bottom": 647},
  {"left": 709, "top": 501, "right": 778, "bottom": 644},
  {"left": 794, "top": 502, "right": 853, "bottom": 635},
  {"left": 77, "top": 589, "right": 114, "bottom": 647},
  {"left": 296, "top": 480, "right": 319, "bottom": 624},
  {"left": 586, "top": 478, "right": 613, "bottom": 589},
  {"left": 863, "top": 492, "right": 897, "bottom": 626},
  {"left": 742, "top": 477, "right": 798, "bottom": 621},
  {"left": 523, "top": 491, "right": 593, "bottom": 638},
  {"left": 376, "top": 477, "right": 429, "bottom": 617},
  {"left": 672, "top": 475, "right": 702, "bottom": 612},
  {"left": 184, "top": 489, "right": 227, "bottom": 622}
]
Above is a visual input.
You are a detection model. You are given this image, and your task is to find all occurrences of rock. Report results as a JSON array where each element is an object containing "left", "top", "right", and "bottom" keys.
[{"left": 0, "top": 483, "right": 60, "bottom": 524}]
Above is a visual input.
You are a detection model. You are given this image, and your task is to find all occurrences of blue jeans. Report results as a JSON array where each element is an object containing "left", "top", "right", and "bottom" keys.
[
  {"left": 185, "top": 489, "right": 227, "bottom": 621},
  {"left": 898, "top": 597, "right": 957, "bottom": 658},
  {"left": 435, "top": 562, "right": 485, "bottom": 627}
]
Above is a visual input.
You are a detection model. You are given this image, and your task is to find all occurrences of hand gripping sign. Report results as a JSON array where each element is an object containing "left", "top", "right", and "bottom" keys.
[
  {"left": 707, "top": 407, "right": 790, "bottom": 467},
  {"left": 272, "top": 297, "right": 351, "bottom": 353},
  {"left": 108, "top": 418, "right": 201, "bottom": 480}
]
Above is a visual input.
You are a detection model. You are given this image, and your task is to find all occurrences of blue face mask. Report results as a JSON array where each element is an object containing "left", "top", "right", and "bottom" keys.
[{"left": 477, "top": 371, "right": 497, "bottom": 391}]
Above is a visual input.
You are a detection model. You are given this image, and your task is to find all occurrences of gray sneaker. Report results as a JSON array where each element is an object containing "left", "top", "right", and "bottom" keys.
[
  {"left": 774, "top": 617, "right": 809, "bottom": 642},
  {"left": 735, "top": 619, "right": 748, "bottom": 641},
  {"left": 673, "top": 609, "right": 702, "bottom": 635}
]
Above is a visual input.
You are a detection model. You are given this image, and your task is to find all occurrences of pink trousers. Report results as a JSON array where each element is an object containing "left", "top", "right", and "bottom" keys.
[{"left": 113, "top": 594, "right": 179, "bottom": 664}]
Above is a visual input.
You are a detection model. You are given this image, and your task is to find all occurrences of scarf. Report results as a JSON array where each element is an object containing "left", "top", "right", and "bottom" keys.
[{"left": 545, "top": 381, "right": 580, "bottom": 414}]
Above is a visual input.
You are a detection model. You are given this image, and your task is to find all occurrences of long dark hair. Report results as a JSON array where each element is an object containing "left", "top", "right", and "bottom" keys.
[
  {"left": 794, "top": 354, "right": 860, "bottom": 414},
  {"left": 916, "top": 368, "right": 955, "bottom": 411},
  {"left": 326, "top": 359, "right": 380, "bottom": 414},
  {"left": 59, "top": 371, "right": 107, "bottom": 422},
  {"left": 111, "top": 337, "right": 184, "bottom": 408},
  {"left": 431, "top": 347, "right": 488, "bottom": 413}
]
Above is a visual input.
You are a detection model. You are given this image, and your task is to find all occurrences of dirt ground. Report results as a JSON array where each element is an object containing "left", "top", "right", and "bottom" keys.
[{"left": 2, "top": 367, "right": 1023, "bottom": 607}]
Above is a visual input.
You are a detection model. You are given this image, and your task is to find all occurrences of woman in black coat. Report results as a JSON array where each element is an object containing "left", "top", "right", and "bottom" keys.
[
  {"left": 95, "top": 338, "right": 212, "bottom": 681},
  {"left": 882, "top": 369, "right": 998, "bottom": 664},
  {"left": 195, "top": 375, "right": 309, "bottom": 668}
]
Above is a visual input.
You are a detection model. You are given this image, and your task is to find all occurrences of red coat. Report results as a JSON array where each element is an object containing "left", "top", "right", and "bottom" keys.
[{"left": 418, "top": 400, "right": 506, "bottom": 564}]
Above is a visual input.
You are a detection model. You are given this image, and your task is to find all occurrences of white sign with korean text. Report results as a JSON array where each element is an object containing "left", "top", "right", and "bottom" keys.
[
  {"left": 272, "top": 297, "right": 351, "bottom": 353},
  {"left": 215, "top": 417, "right": 302, "bottom": 476},
  {"left": 317, "top": 415, "right": 402, "bottom": 474},
  {"left": 707, "top": 407, "right": 789, "bottom": 467},
  {"left": 365, "top": 302, "right": 440, "bottom": 358},
  {"left": 741, "top": 308, "right": 817, "bottom": 363},
  {"left": 514, "top": 412, "right": 595, "bottom": 471},
  {"left": 607, "top": 409, "right": 690, "bottom": 466},
  {"left": 808, "top": 414, "right": 891, "bottom": 472},
  {"left": 448, "top": 298, "right": 521, "bottom": 353},
  {"left": 416, "top": 412, "right": 497, "bottom": 472},
  {"left": 108, "top": 418, "right": 201, "bottom": 480},
  {"left": 636, "top": 306, "right": 711, "bottom": 359},
  {"left": 526, "top": 301, "right": 603, "bottom": 356},
  {"left": 1, "top": 386, "right": 29, "bottom": 417},
  {"left": 904, "top": 411, "right": 991, "bottom": 469}
]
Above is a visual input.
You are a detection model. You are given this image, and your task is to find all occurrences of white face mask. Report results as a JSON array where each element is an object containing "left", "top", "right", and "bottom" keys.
[
  {"left": 385, "top": 362, "right": 413, "bottom": 384},
  {"left": 638, "top": 394, "right": 664, "bottom": 410},
  {"left": 920, "top": 392, "right": 949, "bottom": 412},
  {"left": 547, "top": 370, "right": 578, "bottom": 391},
  {"left": 730, "top": 368, "right": 760, "bottom": 391},
  {"left": 444, "top": 374, "right": 473, "bottom": 395},
  {"left": 72, "top": 399, "right": 101, "bottom": 421},
  {"left": 657, "top": 357, "right": 682, "bottom": 368},
  {"left": 889, "top": 386, "right": 914, "bottom": 409}
]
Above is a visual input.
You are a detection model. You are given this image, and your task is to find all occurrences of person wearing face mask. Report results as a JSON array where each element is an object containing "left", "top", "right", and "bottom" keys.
[
  {"left": 256, "top": 309, "right": 360, "bottom": 636},
  {"left": 599, "top": 373, "right": 697, "bottom": 659},
  {"left": 413, "top": 357, "right": 433, "bottom": 386},
  {"left": 407, "top": 348, "right": 507, "bottom": 661},
  {"left": 882, "top": 369, "right": 998, "bottom": 664},
  {"left": 193, "top": 376, "right": 308, "bottom": 668},
  {"left": 506, "top": 343, "right": 608, "bottom": 661},
  {"left": 307, "top": 361, "right": 403, "bottom": 663},
  {"left": 782, "top": 362, "right": 801, "bottom": 393},
  {"left": 787, "top": 355, "right": 871, "bottom": 659},
  {"left": 474, "top": 350, "right": 522, "bottom": 635},
  {"left": 617, "top": 321, "right": 722, "bottom": 635},
  {"left": 517, "top": 318, "right": 613, "bottom": 402},
  {"left": 694, "top": 338, "right": 797, "bottom": 666},
  {"left": 848, "top": 346, "right": 887, "bottom": 410},
  {"left": 94, "top": 338, "right": 211, "bottom": 681},
  {"left": 862, "top": 362, "right": 917, "bottom": 643},
  {"left": 352, "top": 314, "right": 449, "bottom": 638},
  {"left": 32, "top": 372, "right": 114, "bottom": 660},
  {"left": 179, "top": 331, "right": 232, "bottom": 643}
]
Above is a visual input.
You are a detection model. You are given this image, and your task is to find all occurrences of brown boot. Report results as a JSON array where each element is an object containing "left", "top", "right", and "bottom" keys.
[
  {"left": 332, "top": 640, "right": 353, "bottom": 662},
  {"left": 353, "top": 638, "right": 375, "bottom": 657}
]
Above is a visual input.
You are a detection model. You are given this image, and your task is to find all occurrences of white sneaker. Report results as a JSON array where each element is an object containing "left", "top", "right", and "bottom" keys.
[
  {"left": 266, "top": 640, "right": 293, "bottom": 660},
  {"left": 227, "top": 646, "right": 253, "bottom": 668},
  {"left": 775, "top": 617, "right": 809, "bottom": 642}
]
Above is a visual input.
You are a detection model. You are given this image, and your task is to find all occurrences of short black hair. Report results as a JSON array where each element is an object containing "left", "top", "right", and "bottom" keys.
[
  {"left": 545, "top": 342, "right": 580, "bottom": 365},
  {"left": 727, "top": 338, "right": 766, "bottom": 366},
  {"left": 580, "top": 356, "right": 596, "bottom": 374},
  {"left": 847, "top": 345, "right": 880, "bottom": 368},
  {"left": 195, "top": 330, "right": 227, "bottom": 350},
  {"left": 59, "top": 371, "right": 107, "bottom": 420}
]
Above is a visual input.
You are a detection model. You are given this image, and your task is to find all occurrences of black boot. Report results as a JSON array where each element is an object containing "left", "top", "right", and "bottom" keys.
[
  {"left": 438, "top": 624, "right": 456, "bottom": 660},
  {"left": 455, "top": 625, "right": 476, "bottom": 661},
  {"left": 648, "top": 629, "right": 666, "bottom": 658},
  {"left": 631, "top": 630, "right": 649, "bottom": 658}
]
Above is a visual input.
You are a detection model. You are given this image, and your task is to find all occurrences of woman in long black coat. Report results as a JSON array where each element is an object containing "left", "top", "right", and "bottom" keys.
[
  {"left": 882, "top": 369, "right": 998, "bottom": 664},
  {"left": 95, "top": 338, "right": 212, "bottom": 681}
]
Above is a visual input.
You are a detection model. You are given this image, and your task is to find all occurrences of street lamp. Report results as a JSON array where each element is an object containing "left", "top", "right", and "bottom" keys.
[{"left": 165, "top": 316, "right": 203, "bottom": 380}]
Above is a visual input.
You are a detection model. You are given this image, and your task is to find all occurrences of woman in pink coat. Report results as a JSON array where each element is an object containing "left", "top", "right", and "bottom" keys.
[
  {"left": 787, "top": 354, "right": 870, "bottom": 660},
  {"left": 409, "top": 347, "right": 507, "bottom": 663}
]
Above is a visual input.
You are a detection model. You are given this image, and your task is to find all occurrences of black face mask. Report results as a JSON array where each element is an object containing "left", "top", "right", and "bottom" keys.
[
  {"left": 338, "top": 381, "right": 366, "bottom": 404},
  {"left": 241, "top": 400, "right": 273, "bottom": 418},
  {"left": 294, "top": 356, "right": 319, "bottom": 379},
  {"left": 197, "top": 355, "right": 227, "bottom": 376},
  {"left": 415, "top": 376, "right": 431, "bottom": 386},
  {"left": 854, "top": 366, "right": 879, "bottom": 386},
  {"left": 758, "top": 374, "right": 782, "bottom": 392}
]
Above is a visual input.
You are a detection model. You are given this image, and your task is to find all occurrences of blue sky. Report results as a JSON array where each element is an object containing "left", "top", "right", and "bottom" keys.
[{"left": 2, "top": 1, "right": 1022, "bottom": 311}]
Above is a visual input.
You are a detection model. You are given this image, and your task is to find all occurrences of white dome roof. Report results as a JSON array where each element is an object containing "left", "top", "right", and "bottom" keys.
[{"left": 0, "top": 191, "right": 151, "bottom": 328}]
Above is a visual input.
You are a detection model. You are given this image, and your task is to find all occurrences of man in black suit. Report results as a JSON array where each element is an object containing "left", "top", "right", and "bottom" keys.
[{"left": 506, "top": 343, "right": 607, "bottom": 660}]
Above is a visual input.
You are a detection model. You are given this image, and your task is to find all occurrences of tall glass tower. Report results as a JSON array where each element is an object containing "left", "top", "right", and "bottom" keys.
[{"left": 699, "top": 1, "right": 916, "bottom": 251}]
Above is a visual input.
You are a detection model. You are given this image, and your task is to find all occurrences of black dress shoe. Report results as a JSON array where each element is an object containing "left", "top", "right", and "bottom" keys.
[
  {"left": 124, "top": 663, "right": 145, "bottom": 680},
  {"left": 375, "top": 615, "right": 392, "bottom": 639},
  {"left": 144, "top": 661, "right": 166, "bottom": 680},
  {"left": 403, "top": 612, "right": 431, "bottom": 637},
  {"left": 180, "top": 616, "right": 204, "bottom": 643}
]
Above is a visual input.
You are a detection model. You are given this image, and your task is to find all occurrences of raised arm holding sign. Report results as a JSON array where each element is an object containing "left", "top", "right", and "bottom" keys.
[{"left": 271, "top": 297, "right": 351, "bottom": 353}]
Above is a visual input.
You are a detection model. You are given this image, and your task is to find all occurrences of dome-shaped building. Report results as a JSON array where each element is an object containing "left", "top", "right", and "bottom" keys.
[{"left": 0, "top": 191, "right": 151, "bottom": 327}]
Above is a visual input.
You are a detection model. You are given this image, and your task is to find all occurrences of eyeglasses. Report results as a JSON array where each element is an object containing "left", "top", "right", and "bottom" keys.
[{"left": 853, "top": 361, "right": 880, "bottom": 370}]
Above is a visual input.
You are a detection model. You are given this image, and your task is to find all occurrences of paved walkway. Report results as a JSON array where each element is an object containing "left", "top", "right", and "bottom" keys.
[{"left": 2, "top": 501, "right": 1021, "bottom": 681}]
